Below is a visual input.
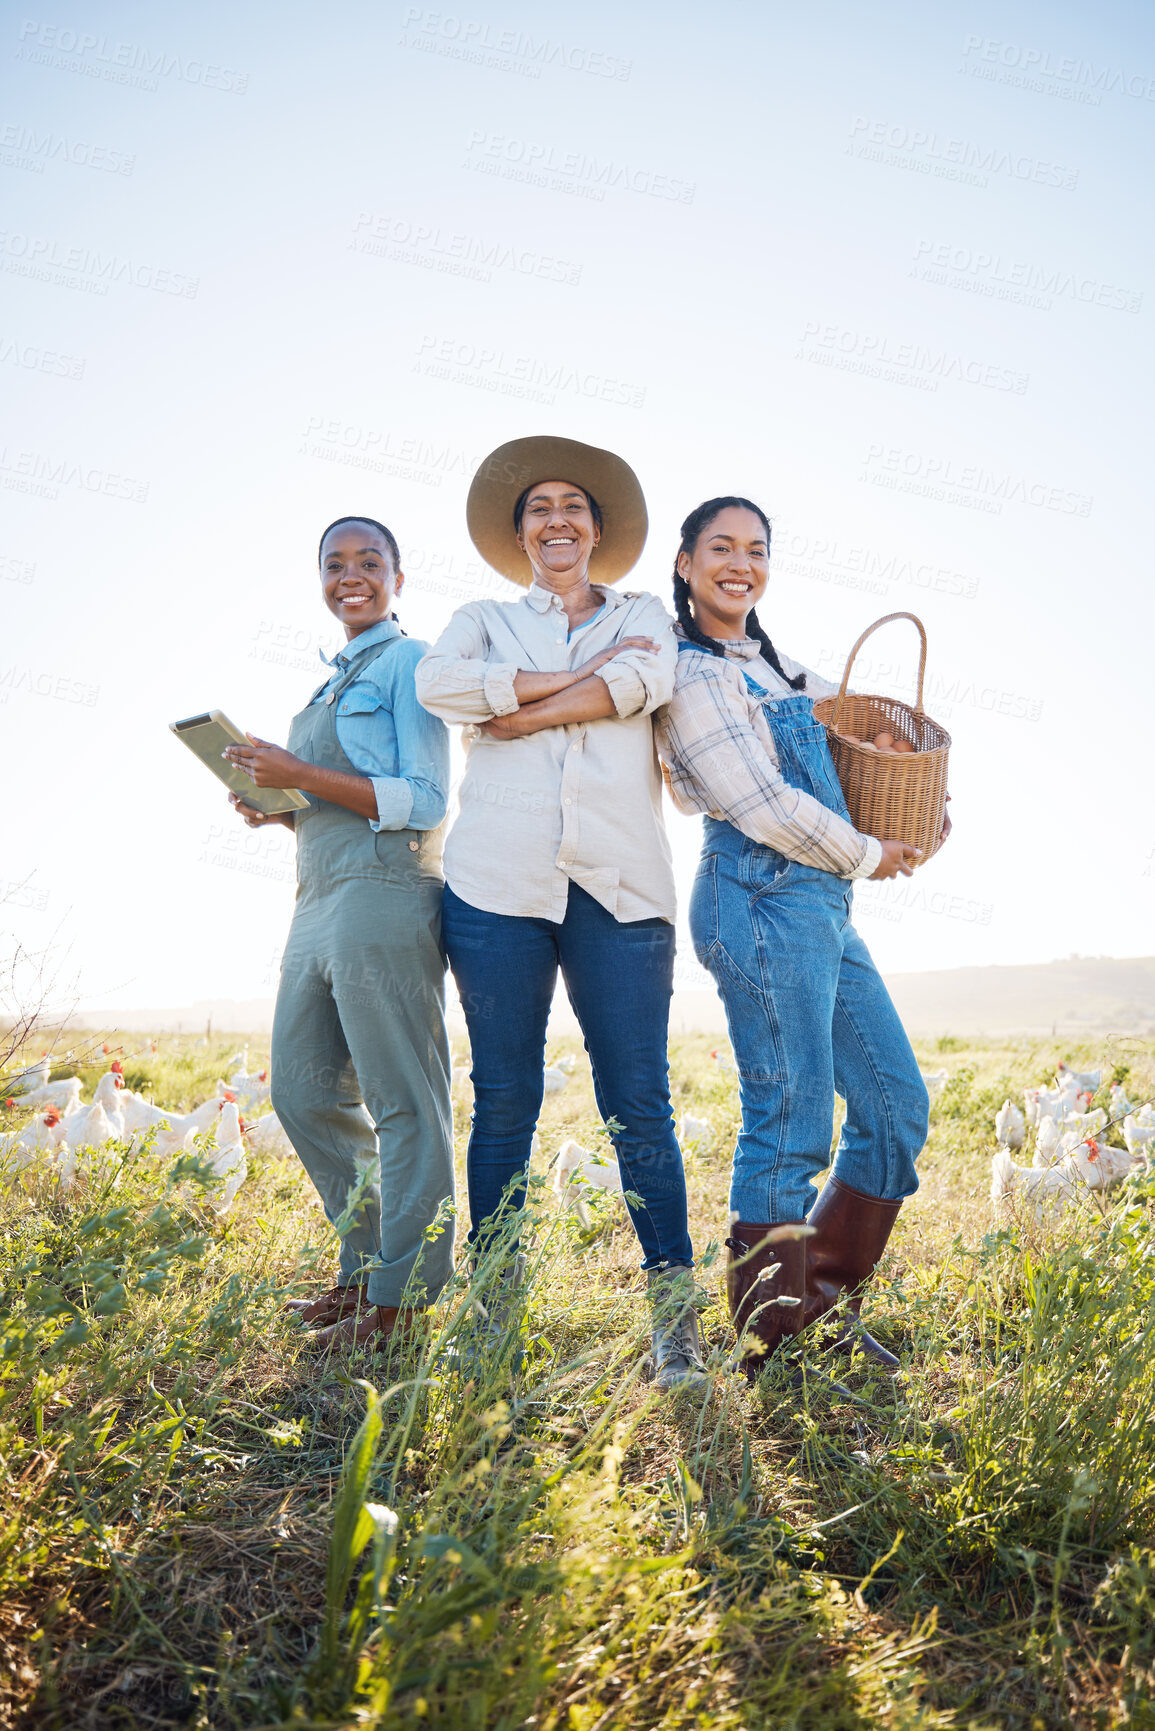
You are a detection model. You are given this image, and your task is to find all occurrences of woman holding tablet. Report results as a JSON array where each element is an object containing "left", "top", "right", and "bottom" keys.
[
  {"left": 656, "top": 496, "right": 939, "bottom": 1379},
  {"left": 415, "top": 436, "right": 703, "bottom": 1393},
  {"left": 225, "top": 515, "right": 454, "bottom": 1349}
]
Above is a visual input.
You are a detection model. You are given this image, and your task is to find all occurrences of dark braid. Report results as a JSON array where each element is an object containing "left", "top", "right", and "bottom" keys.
[
  {"left": 318, "top": 515, "right": 405, "bottom": 629},
  {"left": 671, "top": 496, "right": 805, "bottom": 691}
]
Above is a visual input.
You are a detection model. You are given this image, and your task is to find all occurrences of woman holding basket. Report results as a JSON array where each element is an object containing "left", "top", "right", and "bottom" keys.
[{"left": 656, "top": 496, "right": 948, "bottom": 1378}]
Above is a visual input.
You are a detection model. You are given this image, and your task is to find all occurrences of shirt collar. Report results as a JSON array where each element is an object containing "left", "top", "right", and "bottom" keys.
[
  {"left": 526, "top": 581, "right": 619, "bottom": 614},
  {"left": 319, "top": 617, "right": 401, "bottom": 670}
]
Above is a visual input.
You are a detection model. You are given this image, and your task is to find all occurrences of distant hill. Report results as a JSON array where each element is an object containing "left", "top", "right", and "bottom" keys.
[{"left": 67, "top": 956, "right": 1155, "bottom": 1041}]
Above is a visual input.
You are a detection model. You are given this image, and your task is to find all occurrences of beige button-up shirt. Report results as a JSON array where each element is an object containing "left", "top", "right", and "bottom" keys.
[{"left": 415, "top": 583, "right": 677, "bottom": 922}]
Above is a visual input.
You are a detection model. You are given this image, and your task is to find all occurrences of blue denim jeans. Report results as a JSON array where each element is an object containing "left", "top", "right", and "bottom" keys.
[
  {"left": 441, "top": 882, "right": 693, "bottom": 1270},
  {"left": 691, "top": 819, "right": 928, "bottom": 1221}
]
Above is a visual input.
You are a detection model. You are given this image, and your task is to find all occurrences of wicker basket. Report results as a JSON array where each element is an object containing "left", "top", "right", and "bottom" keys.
[{"left": 811, "top": 612, "right": 951, "bottom": 867}]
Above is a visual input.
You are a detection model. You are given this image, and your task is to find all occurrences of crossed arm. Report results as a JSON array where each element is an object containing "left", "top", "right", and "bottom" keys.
[{"left": 483, "top": 640, "right": 657, "bottom": 738}]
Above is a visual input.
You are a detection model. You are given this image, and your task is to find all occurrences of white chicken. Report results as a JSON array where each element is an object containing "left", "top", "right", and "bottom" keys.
[
  {"left": 242, "top": 1110, "right": 293, "bottom": 1158},
  {"left": 542, "top": 1065, "right": 569, "bottom": 1096},
  {"left": 1063, "top": 1136, "right": 1138, "bottom": 1190},
  {"left": 919, "top": 1067, "right": 949, "bottom": 1095},
  {"left": 227, "top": 1066, "right": 271, "bottom": 1110},
  {"left": 991, "top": 1146, "right": 1075, "bottom": 1210},
  {"left": 1056, "top": 1064, "right": 1101, "bottom": 1093},
  {"left": 552, "top": 1054, "right": 578, "bottom": 1075},
  {"left": 61, "top": 1073, "right": 125, "bottom": 1150},
  {"left": 678, "top": 1112, "right": 712, "bottom": 1150},
  {"left": 1136, "top": 1104, "right": 1155, "bottom": 1128},
  {"left": 1123, "top": 1114, "right": 1155, "bottom": 1158},
  {"left": 994, "top": 1100, "right": 1025, "bottom": 1149},
  {"left": 1109, "top": 1084, "right": 1133, "bottom": 1118},
  {"left": 0, "top": 1106, "right": 69, "bottom": 1167},
  {"left": 553, "top": 1137, "right": 622, "bottom": 1195},
  {"left": 4, "top": 1055, "right": 50, "bottom": 1094},
  {"left": 1033, "top": 1116, "right": 1063, "bottom": 1168},
  {"left": 155, "top": 1095, "right": 239, "bottom": 1156},
  {"left": 711, "top": 1048, "right": 736, "bottom": 1073},
  {"left": 202, "top": 1101, "right": 248, "bottom": 1215},
  {"left": 9, "top": 1075, "right": 82, "bottom": 1115},
  {"left": 995, "top": 1134, "right": 1138, "bottom": 1214}
]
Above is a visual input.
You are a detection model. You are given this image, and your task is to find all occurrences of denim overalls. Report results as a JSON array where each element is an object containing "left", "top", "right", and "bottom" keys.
[
  {"left": 270, "top": 635, "right": 455, "bottom": 1308},
  {"left": 686, "top": 656, "right": 928, "bottom": 1223}
]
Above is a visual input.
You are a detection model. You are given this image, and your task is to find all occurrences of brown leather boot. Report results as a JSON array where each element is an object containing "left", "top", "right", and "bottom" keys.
[
  {"left": 285, "top": 1283, "right": 366, "bottom": 1326},
  {"left": 310, "top": 1305, "right": 425, "bottom": 1351},
  {"left": 726, "top": 1222, "right": 808, "bottom": 1380},
  {"left": 804, "top": 1177, "right": 902, "bottom": 1372}
]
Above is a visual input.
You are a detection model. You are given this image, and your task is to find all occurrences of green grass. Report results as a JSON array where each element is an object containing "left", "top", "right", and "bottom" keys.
[{"left": 1, "top": 1030, "right": 1154, "bottom": 1729}]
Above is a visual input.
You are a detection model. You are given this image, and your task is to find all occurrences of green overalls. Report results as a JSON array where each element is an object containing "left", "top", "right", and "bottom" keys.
[{"left": 270, "top": 635, "right": 455, "bottom": 1307}]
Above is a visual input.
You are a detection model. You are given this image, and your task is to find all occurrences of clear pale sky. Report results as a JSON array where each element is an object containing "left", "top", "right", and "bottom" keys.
[{"left": 2, "top": 0, "right": 1152, "bottom": 1015}]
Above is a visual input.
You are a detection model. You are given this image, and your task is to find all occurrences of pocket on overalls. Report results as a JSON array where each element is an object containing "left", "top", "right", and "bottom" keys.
[
  {"left": 739, "top": 838, "right": 796, "bottom": 895},
  {"left": 688, "top": 853, "right": 720, "bottom": 965}
]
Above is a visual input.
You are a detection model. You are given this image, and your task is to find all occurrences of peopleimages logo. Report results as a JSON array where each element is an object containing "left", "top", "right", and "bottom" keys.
[
  {"left": 860, "top": 443, "right": 1092, "bottom": 518},
  {"left": 350, "top": 211, "right": 582, "bottom": 287},
  {"left": 0, "top": 122, "right": 134, "bottom": 175},
  {"left": 398, "top": 8, "right": 632, "bottom": 80},
  {"left": 910, "top": 240, "right": 1142, "bottom": 314},
  {"left": 14, "top": 19, "right": 249, "bottom": 92},
  {"left": 0, "top": 231, "right": 198, "bottom": 299},
  {"left": 847, "top": 115, "right": 1079, "bottom": 189},
  {"left": 464, "top": 130, "right": 695, "bottom": 204},
  {"left": 960, "top": 34, "right": 1155, "bottom": 102}
]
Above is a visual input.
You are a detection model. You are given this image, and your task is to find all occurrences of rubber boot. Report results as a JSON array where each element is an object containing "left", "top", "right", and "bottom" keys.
[
  {"left": 725, "top": 1222, "right": 807, "bottom": 1380},
  {"left": 647, "top": 1264, "right": 707, "bottom": 1393},
  {"left": 804, "top": 1177, "right": 902, "bottom": 1372}
]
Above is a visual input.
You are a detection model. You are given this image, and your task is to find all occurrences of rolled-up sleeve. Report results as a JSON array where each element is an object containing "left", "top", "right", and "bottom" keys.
[
  {"left": 659, "top": 664, "right": 877, "bottom": 879},
  {"left": 595, "top": 597, "right": 677, "bottom": 718},
  {"left": 416, "top": 606, "right": 520, "bottom": 723},
  {"left": 336, "top": 639, "right": 450, "bottom": 832}
]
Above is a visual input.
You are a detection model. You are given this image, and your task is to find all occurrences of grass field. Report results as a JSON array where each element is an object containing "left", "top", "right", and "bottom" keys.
[{"left": 2, "top": 1028, "right": 1155, "bottom": 1730}]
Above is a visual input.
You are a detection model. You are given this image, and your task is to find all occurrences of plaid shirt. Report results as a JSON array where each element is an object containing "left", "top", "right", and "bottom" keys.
[{"left": 655, "top": 631, "right": 881, "bottom": 881}]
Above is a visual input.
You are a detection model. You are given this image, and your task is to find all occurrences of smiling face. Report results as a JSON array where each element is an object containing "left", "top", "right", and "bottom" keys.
[
  {"left": 319, "top": 521, "right": 403, "bottom": 639},
  {"left": 515, "top": 479, "right": 600, "bottom": 588},
  {"left": 678, "top": 505, "right": 770, "bottom": 640}
]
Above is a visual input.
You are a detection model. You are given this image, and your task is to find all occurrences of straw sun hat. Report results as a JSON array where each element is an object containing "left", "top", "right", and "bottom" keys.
[{"left": 466, "top": 434, "right": 648, "bottom": 587}]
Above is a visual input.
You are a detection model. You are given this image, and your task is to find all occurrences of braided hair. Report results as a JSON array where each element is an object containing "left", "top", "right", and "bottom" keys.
[
  {"left": 672, "top": 496, "right": 805, "bottom": 691},
  {"left": 318, "top": 516, "right": 404, "bottom": 628}
]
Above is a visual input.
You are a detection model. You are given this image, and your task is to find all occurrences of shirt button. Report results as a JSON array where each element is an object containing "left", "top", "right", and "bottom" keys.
[
  {"left": 408, "top": 840, "right": 419, "bottom": 851},
  {"left": 564, "top": 798, "right": 572, "bottom": 806}
]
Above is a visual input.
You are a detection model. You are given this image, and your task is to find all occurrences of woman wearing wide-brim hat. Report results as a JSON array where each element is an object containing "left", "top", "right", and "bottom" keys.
[{"left": 415, "top": 434, "right": 704, "bottom": 1393}]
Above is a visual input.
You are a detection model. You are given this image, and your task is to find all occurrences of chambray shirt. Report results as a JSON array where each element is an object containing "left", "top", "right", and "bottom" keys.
[
  {"left": 415, "top": 584, "right": 677, "bottom": 922},
  {"left": 315, "top": 620, "right": 449, "bottom": 833}
]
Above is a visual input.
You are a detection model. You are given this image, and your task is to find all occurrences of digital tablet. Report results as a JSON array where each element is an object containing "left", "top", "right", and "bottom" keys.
[{"left": 170, "top": 710, "right": 310, "bottom": 815}]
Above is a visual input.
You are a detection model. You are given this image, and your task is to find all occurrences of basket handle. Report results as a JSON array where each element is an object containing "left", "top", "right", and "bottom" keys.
[{"left": 829, "top": 611, "right": 929, "bottom": 733}]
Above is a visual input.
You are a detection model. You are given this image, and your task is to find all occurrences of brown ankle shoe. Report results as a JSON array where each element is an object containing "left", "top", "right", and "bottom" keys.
[
  {"left": 726, "top": 1222, "right": 809, "bottom": 1380},
  {"left": 310, "top": 1305, "right": 426, "bottom": 1351},
  {"left": 285, "top": 1284, "right": 366, "bottom": 1326},
  {"left": 804, "top": 1178, "right": 902, "bottom": 1372}
]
